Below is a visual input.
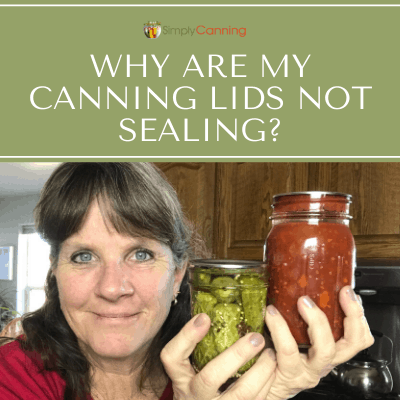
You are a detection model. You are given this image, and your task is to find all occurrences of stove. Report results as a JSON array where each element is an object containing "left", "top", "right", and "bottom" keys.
[
  {"left": 291, "top": 263, "right": 400, "bottom": 400},
  {"left": 290, "top": 377, "right": 400, "bottom": 400}
]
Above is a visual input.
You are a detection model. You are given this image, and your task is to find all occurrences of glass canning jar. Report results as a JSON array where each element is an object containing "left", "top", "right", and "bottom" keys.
[
  {"left": 264, "top": 192, "right": 356, "bottom": 348},
  {"left": 189, "top": 259, "right": 268, "bottom": 377}
]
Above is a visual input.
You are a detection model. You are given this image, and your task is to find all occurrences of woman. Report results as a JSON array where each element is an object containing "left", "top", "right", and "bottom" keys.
[{"left": 0, "top": 162, "right": 373, "bottom": 400}]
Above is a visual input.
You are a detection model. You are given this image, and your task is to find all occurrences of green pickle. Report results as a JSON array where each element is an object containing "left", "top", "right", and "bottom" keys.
[
  {"left": 194, "top": 331, "right": 219, "bottom": 369},
  {"left": 196, "top": 272, "right": 212, "bottom": 286},
  {"left": 212, "top": 303, "right": 242, "bottom": 353},
  {"left": 193, "top": 268, "right": 268, "bottom": 377},
  {"left": 211, "top": 276, "right": 239, "bottom": 303},
  {"left": 238, "top": 275, "right": 267, "bottom": 333},
  {"left": 193, "top": 291, "right": 217, "bottom": 317}
]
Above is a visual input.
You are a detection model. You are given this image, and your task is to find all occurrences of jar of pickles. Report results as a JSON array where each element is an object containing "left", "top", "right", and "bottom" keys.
[
  {"left": 189, "top": 259, "right": 268, "bottom": 376},
  {"left": 265, "top": 192, "right": 356, "bottom": 348}
]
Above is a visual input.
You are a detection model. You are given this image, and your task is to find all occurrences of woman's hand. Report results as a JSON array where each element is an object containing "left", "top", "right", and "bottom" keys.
[
  {"left": 161, "top": 313, "right": 277, "bottom": 400},
  {"left": 265, "top": 285, "right": 374, "bottom": 400}
]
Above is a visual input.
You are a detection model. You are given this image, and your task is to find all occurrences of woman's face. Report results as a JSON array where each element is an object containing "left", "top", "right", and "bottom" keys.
[{"left": 53, "top": 201, "right": 186, "bottom": 362}]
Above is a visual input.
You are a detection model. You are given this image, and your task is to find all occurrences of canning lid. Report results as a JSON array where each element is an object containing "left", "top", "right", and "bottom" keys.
[
  {"left": 190, "top": 259, "right": 266, "bottom": 270},
  {"left": 270, "top": 191, "right": 353, "bottom": 219},
  {"left": 273, "top": 191, "right": 352, "bottom": 201}
]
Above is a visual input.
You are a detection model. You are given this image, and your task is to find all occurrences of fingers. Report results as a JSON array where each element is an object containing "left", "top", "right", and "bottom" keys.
[
  {"left": 263, "top": 286, "right": 375, "bottom": 400},
  {"left": 265, "top": 296, "right": 337, "bottom": 397},
  {"left": 192, "top": 332, "right": 266, "bottom": 398},
  {"left": 265, "top": 304, "right": 302, "bottom": 372},
  {"left": 333, "top": 286, "right": 374, "bottom": 364},
  {"left": 161, "top": 313, "right": 211, "bottom": 383},
  {"left": 223, "top": 348, "right": 277, "bottom": 400},
  {"left": 265, "top": 306, "right": 315, "bottom": 399},
  {"left": 296, "top": 296, "right": 336, "bottom": 375},
  {"left": 163, "top": 313, "right": 275, "bottom": 400}
]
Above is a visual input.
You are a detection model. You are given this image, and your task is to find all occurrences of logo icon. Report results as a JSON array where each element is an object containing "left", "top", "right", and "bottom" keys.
[{"left": 144, "top": 21, "right": 161, "bottom": 39}]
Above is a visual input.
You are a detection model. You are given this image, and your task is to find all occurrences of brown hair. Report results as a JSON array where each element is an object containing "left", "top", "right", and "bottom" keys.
[{"left": 19, "top": 162, "right": 197, "bottom": 399}]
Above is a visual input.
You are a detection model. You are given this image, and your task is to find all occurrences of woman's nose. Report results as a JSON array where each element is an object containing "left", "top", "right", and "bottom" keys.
[{"left": 96, "top": 259, "right": 134, "bottom": 301}]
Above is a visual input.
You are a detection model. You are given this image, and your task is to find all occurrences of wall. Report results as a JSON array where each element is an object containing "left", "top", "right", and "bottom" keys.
[{"left": 0, "top": 194, "right": 40, "bottom": 310}]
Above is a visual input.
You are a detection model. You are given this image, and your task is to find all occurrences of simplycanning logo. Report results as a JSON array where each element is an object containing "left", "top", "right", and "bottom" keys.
[
  {"left": 144, "top": 21, "right": 162, "bottom": 39},
  {"left": 163, "top": 25, "right": 247, "bottom": 37}
]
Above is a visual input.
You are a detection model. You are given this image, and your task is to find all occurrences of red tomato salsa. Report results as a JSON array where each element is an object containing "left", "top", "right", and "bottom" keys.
[{"left": 265, "top": 192, "right": 356, "bottom": 347}]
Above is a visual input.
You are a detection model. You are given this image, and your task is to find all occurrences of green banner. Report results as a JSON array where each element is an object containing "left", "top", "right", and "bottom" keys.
[{"left": 1, "top": 4, "right": 399, "bottom": 160}]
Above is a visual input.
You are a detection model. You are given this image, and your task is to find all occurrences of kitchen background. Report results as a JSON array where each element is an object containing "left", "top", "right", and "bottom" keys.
[
  {"left": 155, "top": 162, "right": 400, "bottom": 261},
  {"left": 0, "top": 162, "right": 399, "bottom": 398},
  {"left": 2, "top": 162, "right": 400, "bottom": 313}
]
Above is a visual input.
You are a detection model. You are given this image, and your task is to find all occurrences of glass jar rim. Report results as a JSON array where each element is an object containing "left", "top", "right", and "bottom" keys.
[
  {"left": 273, "top": 191, "right": 352, "bottom": 201},
  {"left": 190, "top": 259, "right": 266, "bottom": 269}
]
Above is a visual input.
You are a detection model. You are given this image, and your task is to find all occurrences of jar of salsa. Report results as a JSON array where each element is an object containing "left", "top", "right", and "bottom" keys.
[
  {"left": 189, "top": 259, "right": 268, "bottom": 377},
  {"left": 265, "top": 192, "right": 356, "bottom": 347}
]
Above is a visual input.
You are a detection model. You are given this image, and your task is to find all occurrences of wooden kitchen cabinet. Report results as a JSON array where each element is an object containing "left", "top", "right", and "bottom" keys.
[
  {"left": 154, "top": 162, "right": 216, "bottom": 257},
  {"left": 155, "top": 162, "right": 400, "bottom": 262},
  {"left": 213, "top": 163, "right": 309, "bottom": 259},
  {"left": 213, "top": 163, "right": 400, "bottom": 261},
  {"left": 318, "top": 163, "right": 400, "bottom": 261}
]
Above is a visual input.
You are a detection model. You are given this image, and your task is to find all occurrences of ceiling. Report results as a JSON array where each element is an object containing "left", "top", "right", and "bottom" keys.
[{"left": 0, "top": 163, "right": 61, "bottom": 198}]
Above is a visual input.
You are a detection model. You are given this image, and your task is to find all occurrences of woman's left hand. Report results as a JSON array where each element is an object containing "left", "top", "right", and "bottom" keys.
[
  {"left": 265, "top": 285, "right": 374, "bottom": 400},
  {"left": 161, "top": 313, "right": 277, "bottom": 400}
]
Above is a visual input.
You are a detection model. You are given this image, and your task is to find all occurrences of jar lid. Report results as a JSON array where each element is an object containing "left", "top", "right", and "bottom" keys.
[
  {"left": 273, "top": 191, "right": 352, "bottom": 201},
  {"left": 190, "top": 259, "right": 266, "bottom": 269}
]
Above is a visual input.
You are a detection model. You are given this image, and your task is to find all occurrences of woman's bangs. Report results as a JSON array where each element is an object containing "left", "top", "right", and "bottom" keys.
[{"left": 96, "top": 195, "right": 158, "bottom": 241}]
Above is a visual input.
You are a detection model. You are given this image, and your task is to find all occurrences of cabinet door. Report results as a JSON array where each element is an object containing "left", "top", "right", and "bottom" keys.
[
  {"left": 154, "top": 163, "right": 216, "bottom": 257},
  {"left": 214, "top": 162, "right": 400, "bottom": 261},
  {"left": 213, "top": 163, "right": 309, "bottom": 260},
  {"left": 334, "top": 163, "right": 400, "bottom": 260},
  {"left": 308, "top": 163, "right": 400, "bottom": 260}
]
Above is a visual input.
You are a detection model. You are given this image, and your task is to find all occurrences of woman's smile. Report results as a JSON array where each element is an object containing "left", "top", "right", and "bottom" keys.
[{"left": 93, "top": 312, "right": 141, "bottom": 324}]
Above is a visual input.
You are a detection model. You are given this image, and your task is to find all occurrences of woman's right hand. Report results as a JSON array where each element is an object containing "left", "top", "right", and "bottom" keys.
[{"left": 161, "top": 313, "right": 277, "bottom": 400}]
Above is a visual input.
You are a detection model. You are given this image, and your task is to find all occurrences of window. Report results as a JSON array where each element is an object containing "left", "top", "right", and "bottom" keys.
[{"left": 17, "top": 225, "right": 50, "bottom": 314}]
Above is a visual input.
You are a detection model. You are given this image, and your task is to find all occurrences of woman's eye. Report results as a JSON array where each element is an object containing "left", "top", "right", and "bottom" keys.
[
  {"left": 72, "top": 252, "right": 93, "bottom": 263},
  {"left": 133, "top": 250, "right": 152, "bottom": 262}
]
